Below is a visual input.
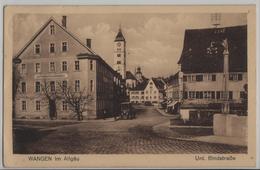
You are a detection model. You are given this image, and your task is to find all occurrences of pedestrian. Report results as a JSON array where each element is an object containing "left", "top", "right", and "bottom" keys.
[
  {"left": 103, "top": 109, "right": 106, "bottom": 120},
  {"left": 114, "top": 112, "right": 117, "bottom": 121}
]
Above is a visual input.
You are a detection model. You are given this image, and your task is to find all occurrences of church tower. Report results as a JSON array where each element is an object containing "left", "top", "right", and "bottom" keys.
[{"left": 113, "top": 26, "right": 126, "bottom": 79}]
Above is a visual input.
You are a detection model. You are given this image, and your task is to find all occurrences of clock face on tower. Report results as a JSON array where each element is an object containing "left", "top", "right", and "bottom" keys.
[{"left": 117, "top": 42, "right": 121, "bottom": 47}]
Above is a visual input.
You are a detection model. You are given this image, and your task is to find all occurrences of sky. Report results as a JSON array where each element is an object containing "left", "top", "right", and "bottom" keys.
[{"left": 13, "top": 13, "right": 247, "bottom": 78}]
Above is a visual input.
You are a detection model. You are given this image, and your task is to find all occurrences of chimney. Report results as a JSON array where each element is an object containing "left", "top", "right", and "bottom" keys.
[
  {"left": 86, "top": 39, "right": 91, "bottom": 48},
  {"left": 62, "top": 16, "right": 67, "bottom": 28}
]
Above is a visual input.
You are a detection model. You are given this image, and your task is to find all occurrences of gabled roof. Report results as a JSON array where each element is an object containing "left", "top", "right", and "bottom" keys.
[
  {"left": 126, "top": 71, "right": 137, "bottom": 80},
  {"left": 152, "top": 78, "right": 165, "bottom": 90},
  {"left": 14, "top": 17, "right": 95, "bottom": 59},
  {"left": 114, "top": 28, "right": 125, "bottom": 42},
  {"left": 132, "top": 80, "right": 148, "bottom": 91},
  {"left": 165, "top": 72, "right": 179, "bottom": 85},
  {"left": 178, "top": 25, "right": 247, "bottom": 73}
]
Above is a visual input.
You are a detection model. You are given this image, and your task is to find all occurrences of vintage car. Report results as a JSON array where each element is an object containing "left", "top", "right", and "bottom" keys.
[{"left": 120, "top": 102, "right": 135, "bottom": 119}]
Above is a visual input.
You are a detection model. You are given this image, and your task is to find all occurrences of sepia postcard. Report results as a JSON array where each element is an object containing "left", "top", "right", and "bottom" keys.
[{"left": 3, "top": 5, "right": 257, "bottom": 168}]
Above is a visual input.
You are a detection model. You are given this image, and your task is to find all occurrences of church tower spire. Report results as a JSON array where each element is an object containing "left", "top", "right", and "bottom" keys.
[{"left": 113, "top": 25, "right": 126, "bottom": 79}]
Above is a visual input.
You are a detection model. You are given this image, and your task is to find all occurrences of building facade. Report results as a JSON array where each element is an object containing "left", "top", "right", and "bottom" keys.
[
  {"left": 14, "top": 16, "right": 122, "bottom": 120},
  {"left": 130, "top": 78, "right": 165, "bottom": 105},
  {"left": 174, "top": 25, "right": 247, "bottom": 115}
]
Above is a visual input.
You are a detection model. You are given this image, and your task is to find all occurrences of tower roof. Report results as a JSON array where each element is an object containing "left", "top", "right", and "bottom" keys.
[{"left": 114, "top": 27, "right": 125, "bottom": 42}]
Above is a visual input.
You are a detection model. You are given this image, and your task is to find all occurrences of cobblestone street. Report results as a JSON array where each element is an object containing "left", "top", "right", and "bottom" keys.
[{"left": 14, "top": 105, "right": 247, "bottom": 154}]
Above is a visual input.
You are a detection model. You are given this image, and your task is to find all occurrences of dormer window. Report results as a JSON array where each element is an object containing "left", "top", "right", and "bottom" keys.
[
  {"left": 35, "top": 44, "right": 40, "bottom": 54},
  {"left": 50, "top": 25, "right": 55, "bottom": 35}
]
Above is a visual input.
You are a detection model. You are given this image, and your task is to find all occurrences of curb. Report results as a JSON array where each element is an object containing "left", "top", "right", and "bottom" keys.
[{"left": 169, "top": 125, "right": 212, "bottom": 129}]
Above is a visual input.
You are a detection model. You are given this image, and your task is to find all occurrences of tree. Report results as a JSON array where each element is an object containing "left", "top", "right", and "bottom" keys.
[
  {"left": 41, "top": 80, "right": 60, "bottom": 120},
  {"left": 59, "top": 83, "right": 93, "bottom": 121},
  {"left": 12, "top": 60, "right": 22, "bottom": 118},
  {"left": 241, "top": 83, "right": 248, "bottom": 116}
]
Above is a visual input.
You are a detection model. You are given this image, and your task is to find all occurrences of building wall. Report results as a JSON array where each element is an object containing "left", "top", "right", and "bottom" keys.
[
  {"left": 96, "top": 61, "right": 118, "bottom": 118},
  {"left": 180, "top": 72, "right": 247, "bottom": 104},
  {"left": 166, "top": 84, "right": 180, "bottom": 101},
  {"left": 129, "top": 91, "right": 145, "bottom": 103},
  {"left": 14, "top": 19, "right": 120, "bottom": 120},
  {"left": 144, "top": 79, "right": 163, "bottom": 104}
]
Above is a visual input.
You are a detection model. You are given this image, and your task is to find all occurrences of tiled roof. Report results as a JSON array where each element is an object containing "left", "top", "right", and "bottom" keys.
[
  {"left": 132, "top": 80, "right": 148, "bottom": 91},
  {"left": 126, "top": 71, "right": 137, "bottom": 80},
  {"left": 165, "top": 72, "right": 179, "bottom": 85},
  {"left": 178, "top": 25, "right": 247, "bottom": 73},
  {"left": 77, "top": 53, "right": 121, "bottom": 78},
  {"left": 152, "top": 78, "right": 165, "bottom": 90}
]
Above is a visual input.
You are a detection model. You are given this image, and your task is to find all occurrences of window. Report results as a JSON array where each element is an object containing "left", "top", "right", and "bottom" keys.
[
  {"left": 183, "top": 75, "right": 187, "bottom": 82},
  {"left": 240, "top": 91, "right": 246, "bottom": 99},
  {"left": 203, "top": 91, "right": 211, "bottom": 99},
  {"left": 21, "top": 82, "right": 26, "bottom": 93},
  {"left": 35, "top": 63, "right": 41, "bottom": 73},
  {"left": 62, "top": 61, "right": 67, "bottom": 71},
  {"left": 117, "top": 54, "right": 121, "bottom": 57},
  {"left": 216, "top": 91, "right": 221, "bottom": 99},
  {"left": 75, "top": 80, "right": 80, "bottom": 92},
  {"left": 188, "top": 91, "right": 196, "bottom": 99},
  {"left": 50, "top": 25, "right": 55, "bottom": 35},
  {"left": 229, "top": 91, "right": 233, "bottom": 100},
  {"left": 50, "top": 43, "right": 55, "bottom": 53},
  {"left": 21, "top": 64, "right": 26, "bottom": 74},
  {"left": 90, "top": 80, "right": 94, "bottom": 92},
  {"left": 62, "top": 101, "right": 67, "bottom": 111},
  {"left": 35, "top": 81, "right": 41, "bottom": 93},
  {"left": 62, "top": 42, "right": 68, "bottom": 52},
  {"left": 117, "top": 61, "right": 121, "bottom": 64},
  {"left": 50, "top": 81, "right": 55, "bottom": 92},
  {"left": 186, "top": 75, "right": 196, "bottom": 82},
  {"left": 199, "top": 91, "right": 203, "bottom": 99},
  {"left": 211, "top": 91, "right": 215, "bottom": 99},
  {"left": 90, "top": 60, "right": 93, "bottom": 70},
  {"left": 75, "top": 61, "right": 80, "bottom": 71},
  {"left": 229, "top": 74, "right": 243, "bottom": 81},
  {"left": 212, "top": 74, "right": 216, "bottom": 81},
  {"left": 22, "top": 101, "right": 26, "bottom": 111},
  {"left": 49, "top": 62, "right": 55, "bottom": 72},
  {"left": 196, "top": 91, "right": 200, "bottom": 99},
  {"left": 196, "top": 75, "right": 203, "bottom": 81},
  {"left": 35, "top": 44, "right": 40, "bottom": 54},
  {"left": 183, "top": 91, "right": 188, "bottom": 99},
  {"left": 62, "top": 80, "right": 67, "bottom": 92},
  {"left": 238, "top": 74, "right": 243, "bottom": 81},
  {"left": 36, "top": 101, "right": 41, "bottom": 111},
  {"left": 154, "top": 96, "right": 157, "bottom": 99}
]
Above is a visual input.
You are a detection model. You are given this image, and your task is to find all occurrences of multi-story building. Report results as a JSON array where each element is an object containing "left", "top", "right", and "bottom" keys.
[
  {"left": 125, "top": 71, "right": 137, "bottom": 96},
  {"left": 165, "top": 72, "right": 181, "bottom": 101},
  {"left": 130, "top": 78, "right": 165, "bottom": 105},
  {"left": 175, "top": 25, "right": 247, "bottom": 116},
  {"left": 13, "top": 16, "right": 122, "bottom": 120},
  {"left": 129, "top": 81, "right": 147, "bottom": 103}
]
